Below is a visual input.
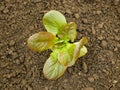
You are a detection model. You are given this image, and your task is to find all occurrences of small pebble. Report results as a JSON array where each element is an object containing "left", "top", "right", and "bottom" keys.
[
  {"left": 3, "top": 8, "right": 9, "bottom": 13},
  {"left": 21, "top": 79, "right": 27, "bottom": 86},
  {"left": 117, "top": 43, "right": 120, "bottom": 48},
  {"left": 44, "top": 87, "right": 48, "bottom": 90},
  {"left": 114, "top": 0, "right": 119, "bottom": 5},
  {"left": 101, "top": 40, "right": 107, "bottom": 47},
  {"left": 0, "top": 5, "right": 5, "bottom": 11},
  {"left": 31, "top": 0, "right": 41, "bottom": 3},
  {"left": 74, "top": 13, "right": 80, "bottom": 19},
  {"left": 27, "top": 86, "right": 33, "bottom": 90},
  {"left": 9, "top": 40, "right": 15, "bottom": 46},
  {"left": 66, "top": 9, "right": 72, "bottom": 14},
  {"left": 93, "top": 74, "right": 99, "bottom": 80},
  {"left": 114, "top": 47, "right": 118, "bottom": 51},
  {"left": 112, "top": 80, "right": 118, "bottom": 84},
  {"left": 117, "top": 8, "right": 120, "bottom": 13},
  {"left": 98, "top": 35, "right": 103, "bottom": 40},
  {"left": 82, "top": 18, "right": 88, "bottom": 24},
  {"left": 91, "top": 24, "right": 95, "bottom": 34},
  {"left": 12, "top": 52, "right": 18, "bottom": 59},
  {"left": 88, "top": 76, "right": 94, "bottom": 82},
  {"left": 103, "top": 69, "right": 109, "bottom": 75},
  {"left": 15, "top": 59, "right": 20, "bottom": 64},
  {"left": 81, "top": 87, "right": 94, "bottom": 90},
  {"left": 96, "top": 10, "right": 102, "bottom": 14},
  {"left": 82, "top": 62, "right": 88, "bottom": 73},
  {"left": 98, "top": 23, "right": 104, "bottom": 28},
  {"left": 115, "top": 36, "right": 120, "bottom": 41}
]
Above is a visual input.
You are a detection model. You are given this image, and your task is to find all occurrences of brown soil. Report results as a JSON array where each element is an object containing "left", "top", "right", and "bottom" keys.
[{"left": 0, "top": 0, "right": 120, "bottom": 90}]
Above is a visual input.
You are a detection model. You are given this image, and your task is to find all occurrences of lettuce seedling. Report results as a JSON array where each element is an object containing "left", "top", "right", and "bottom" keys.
[{"left": 28, "top": 10, "right": 88, "bottom": 80}]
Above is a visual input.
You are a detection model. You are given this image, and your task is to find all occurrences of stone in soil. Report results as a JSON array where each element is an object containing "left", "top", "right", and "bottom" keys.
[
  {"left": 82, "top": 62, "right": 88, "bottom": 73},
  {"left": 98, "top": 23, "right": 104, "bottom": 28},
  {"left": 101, "top": 40, "right": 107, "bottom": 47},
  {"left": 81, "top": 87, "right": 94, "bottom": 90},
  {"left": 66, "top": 9, "right": 72, "bottom": 14},
  {"left": 88, "top": 76, "right": 94, "bottom": 82},
  {"left": 74, "top": 13, "right": 80, "bottom": 19}
]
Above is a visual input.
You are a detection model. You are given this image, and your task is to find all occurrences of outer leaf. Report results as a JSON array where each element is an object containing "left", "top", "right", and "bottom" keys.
[
  {"left": 58, "top": 22, "right": 77, "bottom": 42},
  {"left": 43, "top": 10, "right": 67, "bottom": 35},
  {"left": 73, "top": 37, "right": 88, "bottom": 61},
  {"left": 43, "top": 51, "right": 66, "bottom": 80},
  {"left": 28, "top": 32, "right": 55, "bottom": 52},
  {"left": 79, "top": 46, "right": 87, "bottom": 58}
]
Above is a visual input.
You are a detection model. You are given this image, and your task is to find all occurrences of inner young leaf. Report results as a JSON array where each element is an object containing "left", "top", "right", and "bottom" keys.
[{"left": 58, "top": 22, "right": 77, "bottom": 42}]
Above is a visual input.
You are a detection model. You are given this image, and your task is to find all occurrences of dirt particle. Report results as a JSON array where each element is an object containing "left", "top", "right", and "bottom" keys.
[
  {"left": 98, "top": 23, "right": 104, "bottom": 28},
  {"left": 117, "top": 43, "right": 120, "bottom": 48},
  {"left": 66, "top": 9, "right": 72, "bottom": 14},
  {"left": 3, "top": 8, "right": 9, "bottom": 13},
  {"left": 113, "top": 0, "right": 119, "bottom": 5},
  {"left": 101, "top": 40, "right": 107, "bottom": 47},
  {"left": 115, "top": 36, "right": 120, "bottom": 41},
  {"left": 81, "top": 87, "right": 94, "bottom": 90},
  {"left": 82, "top": 18, "right": 88, "bottom": 24},
  {"left": 103, "top": 69, "right": 109, "bottom": 75},
  {"left": 96, "top": 10, "right": 102, "bottom": 14},
  {"left": 0, "top": 5, "right": 5, "bottom": 11},
  {"left": 21, "top": 79, "right": 27, "bottom": 86},
  {"left": 9, "top": 40, "right": 15, "bottom": 46},
  {"left": 98, "top": 35, "right": 104, "bottom": 40},
  {"left": 68, "top": 68, "right": 73, "bottom": 74},
  {"left": 31, "top": 0, "right": 41, "bottom": 3},
  {"left": 12, "top": 52, "right": 18, "bottom": 59},
  {"left": 27, "top": 86, "right": 33, "bottom": 90},
  {"left": 112, "top": 80, "right": 118, "bottom": 84},
  {"left": 92, "top": 24, "right": 96, "bottom": 34},
  {"left": 44, "top": 87, "right": 48, "bottom": 90},
  {"left": 88, "top": 76, "right": 94, "bottom": 82},
  {"left": 74, "top": 13, "right": 80, "bottom": 19},
  {"left": 93, "top": 74, "right": 99, "bottom": 80},
  {"left": 82, "top": 62, "right": 88, "bottom": 73},
  {"left": 114, "top": 47, "right": 118, "bottom": 51},
  {"left": 117, "top": 8, "right": 120, "bottom": 13},
  {"left": 15, "top": 59, "right": 20, "bottom": 64}
]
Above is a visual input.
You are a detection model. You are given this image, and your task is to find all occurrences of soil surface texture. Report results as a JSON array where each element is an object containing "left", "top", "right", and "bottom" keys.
[{"left": 0, "top": 0, "right": 120, "bottom": 90}]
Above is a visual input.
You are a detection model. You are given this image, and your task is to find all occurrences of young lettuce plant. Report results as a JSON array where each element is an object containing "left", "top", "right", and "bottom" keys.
[{"left": 28, "top": 10, "right": 88, "bottom": 80}]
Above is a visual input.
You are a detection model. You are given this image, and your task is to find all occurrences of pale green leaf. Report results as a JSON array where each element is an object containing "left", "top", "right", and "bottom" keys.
[
  {"left": 27, "top": 32, "right": 55, "bottom": 52},
  {"left": 43, "top": 56, "right": 66, "bottom": 80},
  {"left": 43, "top": 10, "right": 67, "bottom": 35}
]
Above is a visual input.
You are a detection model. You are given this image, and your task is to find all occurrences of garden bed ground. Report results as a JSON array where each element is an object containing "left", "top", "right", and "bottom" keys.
[{"left": 0, "top": 0, "right": 120, "bottom": 90}]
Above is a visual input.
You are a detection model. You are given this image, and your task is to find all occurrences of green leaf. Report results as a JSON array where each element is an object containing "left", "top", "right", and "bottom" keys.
[
  {"left": 43, "top": 10, "right": 67, "bottom": 35},
  {"left": 73, "top": 37, "right": 88, "bottom": 61},
  {"left": 66, "top": 44, "right": 76, "bottom": 67},
  {"left": 43, "top": 51, "right": 66, "bottom": 80},
  {"left": 27, "top": 32, "right": 55, "bottom": 52},
  {"left": 79, "top": 46, "right": 87, "bottom": 58},
  {"left": 58, "top": 49, "right": 71, "bottom": 66},
  {"left": 58, "top": 22, "right": 77, "bottom": 42},
  {"left": 58, "top": 44, "right": 76, "bottom": 67}
]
